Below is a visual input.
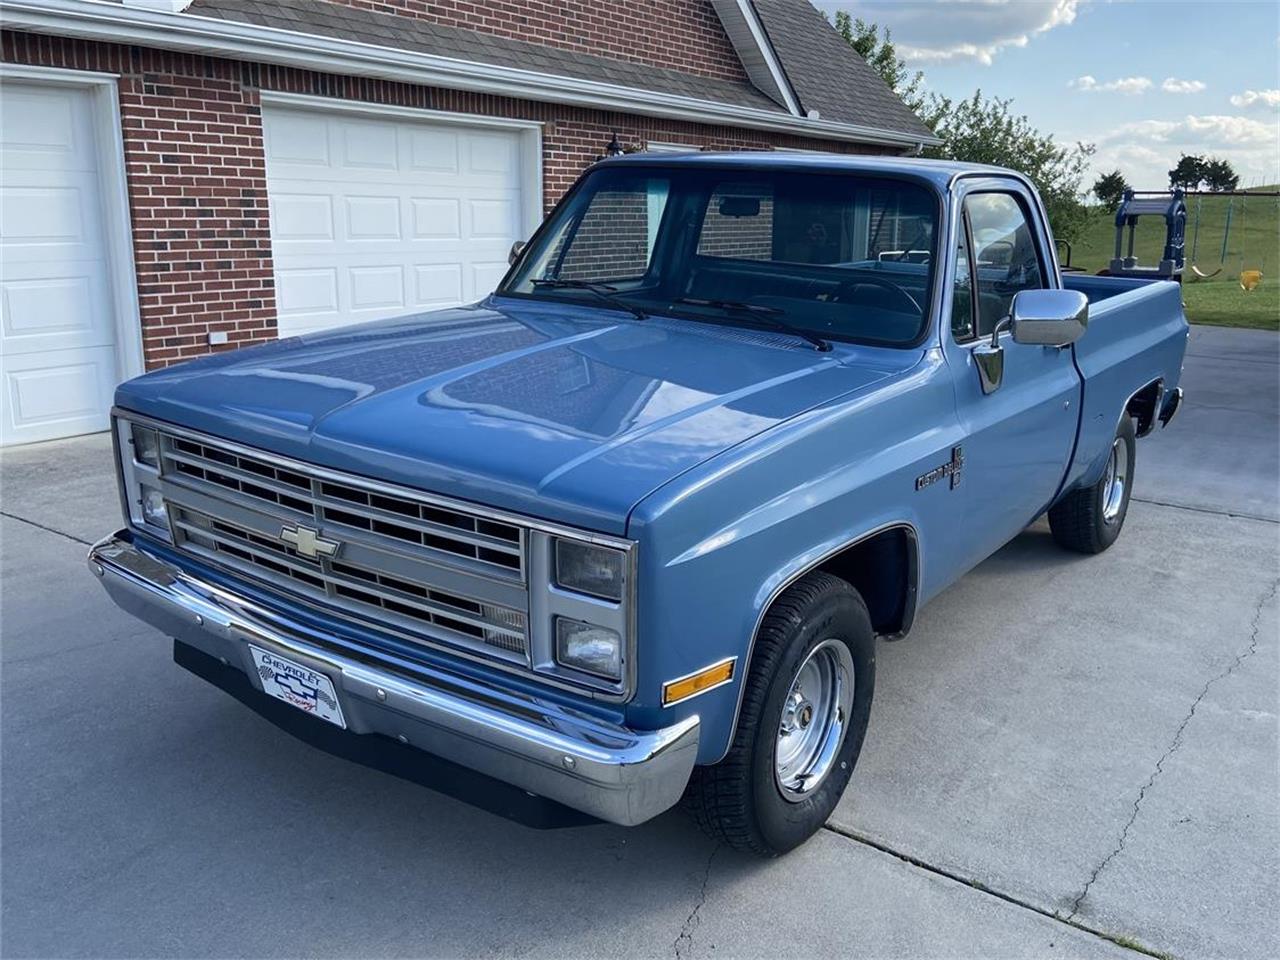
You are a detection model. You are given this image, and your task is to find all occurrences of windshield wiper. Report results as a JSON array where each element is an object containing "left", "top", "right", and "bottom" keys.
[
  {"left": 529, "top": 278, "right": 648, "bottom": 321},
  {"left": 674, "top": 297, "right": 832, "bottom": 352}
]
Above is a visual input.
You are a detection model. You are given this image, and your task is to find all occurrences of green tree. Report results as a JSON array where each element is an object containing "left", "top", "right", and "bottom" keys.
[
  {"left": 1202, "top": 156, "right": 1239, "bottom": 192},
  {"left": 1092, "top": 170, "right": 1130, "bottom": 211},
  {"left": 1168, "top": 153, "right": 1207, "bottom": 191},
  {"left": 832, "top": 11, "right": 926, "bottom": 113},
  {"left": 923, "top": 91, "right": 1096, "bottom": 241}
]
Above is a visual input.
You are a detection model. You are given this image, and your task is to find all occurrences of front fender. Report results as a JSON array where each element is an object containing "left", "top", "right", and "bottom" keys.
[{"left": 624, "top": 352, "right": 955, "bottom": 764}]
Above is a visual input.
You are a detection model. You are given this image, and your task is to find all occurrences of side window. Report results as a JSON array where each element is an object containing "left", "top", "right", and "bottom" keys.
[
  {"left": 963, "top": 192, "right": 1046, "bottom": 337},
  {"left": 951, "top": 233, "right": 975, "bottom": 341}
]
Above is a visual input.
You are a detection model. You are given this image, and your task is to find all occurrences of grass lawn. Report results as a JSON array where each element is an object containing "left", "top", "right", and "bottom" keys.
[{"left": 1064, "top": 187, "right": 1278, "bottom": 331}]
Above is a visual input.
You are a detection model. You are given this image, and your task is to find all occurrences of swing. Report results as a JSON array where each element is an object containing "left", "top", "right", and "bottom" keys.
[
  {"left": 1187, "top": 195, "right": 1218, "bottom": 280},
  {"left": 1237, "top": 191, "right": 1264, "bottom": 292},
  {"left": 1189, "top": 194, "right": 1229, "bottom": 280}
]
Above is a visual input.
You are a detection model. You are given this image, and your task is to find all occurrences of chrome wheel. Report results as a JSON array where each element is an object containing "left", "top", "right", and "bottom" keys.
[
  {"left": 774, "top": 638, "right": 855, "bottom": 801},
  {"left": 1101, "top": 437, "right": 1129, "bottom": 524}
]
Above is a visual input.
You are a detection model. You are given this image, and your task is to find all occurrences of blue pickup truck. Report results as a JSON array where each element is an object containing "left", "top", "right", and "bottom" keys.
[{"left": 90, "top": 154, "right": 1187, "bottom": 855}]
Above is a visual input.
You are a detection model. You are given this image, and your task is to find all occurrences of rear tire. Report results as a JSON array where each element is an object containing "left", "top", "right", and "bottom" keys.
[
  {"left": 683, "top": 572, "right": 875, "bottom": 857},
  {"left": 1049, "top": 416, "right": 1136, "bottom": 554}
]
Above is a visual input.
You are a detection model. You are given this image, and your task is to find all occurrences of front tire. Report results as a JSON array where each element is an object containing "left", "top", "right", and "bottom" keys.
[
  {"left": 683, "top": 572, "right": 875, "bottom": 856},
  {"left": 1048, "top": 416, "right": 1136, "bottom": 554}
]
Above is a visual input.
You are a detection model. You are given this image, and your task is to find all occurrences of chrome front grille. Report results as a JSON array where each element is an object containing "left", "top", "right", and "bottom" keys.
[{"left": 157, "top": 431, "right": 531, "bottom": 664}]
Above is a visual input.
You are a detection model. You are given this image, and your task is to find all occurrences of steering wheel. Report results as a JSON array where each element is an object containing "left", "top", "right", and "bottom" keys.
[{"left": 831, "top": 275, "right": 922, "bottom": 314}]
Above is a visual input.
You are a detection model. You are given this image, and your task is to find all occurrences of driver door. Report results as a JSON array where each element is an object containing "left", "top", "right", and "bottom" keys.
[{"left": 944, "top": 181, "right": 1081, "bottom": 570}]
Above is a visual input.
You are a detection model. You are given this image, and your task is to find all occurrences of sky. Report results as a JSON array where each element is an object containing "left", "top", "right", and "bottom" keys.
[{"left": 812, "top": 0, "right": 1280, "bottom": 190}]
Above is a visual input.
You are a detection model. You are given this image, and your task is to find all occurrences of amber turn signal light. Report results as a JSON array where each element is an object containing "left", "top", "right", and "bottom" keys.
[{"left": 662, "top": 658, "right": 735, "bottom": 706}]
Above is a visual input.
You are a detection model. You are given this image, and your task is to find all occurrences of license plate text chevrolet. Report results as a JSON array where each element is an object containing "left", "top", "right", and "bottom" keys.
[{"left": 90, "top": 154, "right": 1187, "bottom": 855}]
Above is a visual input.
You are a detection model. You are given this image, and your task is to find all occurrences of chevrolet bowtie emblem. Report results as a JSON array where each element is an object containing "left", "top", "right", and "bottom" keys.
[{"left": 280, "top": 524, "right": 341, "bottom": 560}]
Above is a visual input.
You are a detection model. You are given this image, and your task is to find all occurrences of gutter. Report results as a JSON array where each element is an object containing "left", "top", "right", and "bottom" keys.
[{"left": 0, "top": 0, "right": 941, "bottom": 150}]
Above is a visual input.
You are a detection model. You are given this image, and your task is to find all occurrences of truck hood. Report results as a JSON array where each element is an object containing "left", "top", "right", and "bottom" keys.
[{"left": 117, "top": 299, "right": 913, "bottom": 533}]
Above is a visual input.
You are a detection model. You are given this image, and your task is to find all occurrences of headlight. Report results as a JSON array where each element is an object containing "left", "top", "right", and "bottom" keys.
[
  {"left": 555, "top": 617, "right": 622, "bottom": 680},
  {"left": 130, "top": 423, "right": 160, "bottom": 468},
  {"left": 554, "top": 539, "right": 624, "bottom": 601},
  {"left": 139, "top": 484, "right": 169, "bottom": 529},
  {"left": 114, "top": 416, "right": 172, "bottom": 542}
]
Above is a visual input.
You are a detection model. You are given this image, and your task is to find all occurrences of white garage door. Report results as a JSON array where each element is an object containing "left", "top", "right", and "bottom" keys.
[
  {"left": 263, "top": 105, "right": 528, "bottom": 337},
  {"left": 1, "top": 81, "right": 119, "bottom": 446}
]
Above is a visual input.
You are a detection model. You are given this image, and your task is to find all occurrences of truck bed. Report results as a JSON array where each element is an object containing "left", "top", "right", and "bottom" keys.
[{"left": 1061, "top": 274, "right": 1188, "bottom": 490}]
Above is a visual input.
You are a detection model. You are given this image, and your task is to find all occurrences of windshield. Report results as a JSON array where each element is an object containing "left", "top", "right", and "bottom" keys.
[{"left": 501, "top": 164, "right": 940, "bottom": 347}]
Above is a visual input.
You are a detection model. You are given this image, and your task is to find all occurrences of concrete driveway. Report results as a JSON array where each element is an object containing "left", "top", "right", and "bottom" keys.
[{"left": 2, "top": 325, "right": 1276, "bottom": 960}]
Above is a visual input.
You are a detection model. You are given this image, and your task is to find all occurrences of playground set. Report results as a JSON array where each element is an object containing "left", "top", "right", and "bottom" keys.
[{"left": 1060, "top": 187, "right": 1273, "bottom": 292}]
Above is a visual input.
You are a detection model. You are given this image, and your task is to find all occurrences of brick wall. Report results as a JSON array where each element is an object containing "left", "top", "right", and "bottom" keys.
[
  {"left": 328, "top": 0, "right": 748, "bottom": 82},
  {"left": 1, "top": 29, "right": 891, "bottom": 368}
]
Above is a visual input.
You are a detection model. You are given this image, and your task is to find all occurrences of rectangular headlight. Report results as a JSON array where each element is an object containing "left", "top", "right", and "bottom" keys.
[
  {"left": 554, "top": 539, "right": 624, "bottom": 602},
  {"left": 130, "top": 423, "right": 160, "bottom": 468},
  {"left": 139, "top": 484, "right": 169, "bottom": 529},
  {"left": 555, "top": 617, "right": 622, "bottom": 680}
]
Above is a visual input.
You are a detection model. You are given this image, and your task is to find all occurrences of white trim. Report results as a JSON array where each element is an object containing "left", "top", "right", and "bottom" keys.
[
  {"left": 0, "top": 61, "right": 146, "bottom": 382},
  {"left": 121, "top": 0, "right": 192, "bottom": 11},
  {"left": 0, "top": 0, "right": 939, "bottom": 149},
  {"left": 645, "top": 141, "right": 699, "bottom": 153},
  {"left": 258, "top": 90, "right": 545, "bottom": 240},
  {"left": 733, "top": 0, "right": 802, "bottom": 116}
]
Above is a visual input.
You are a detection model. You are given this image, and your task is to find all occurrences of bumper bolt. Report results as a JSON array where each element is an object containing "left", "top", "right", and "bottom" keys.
[
  {"left": 397, "top": 734, "right": 409, "bottom": 745},
  {"left": 93, "top": 563, "right": 104, "bottom": 576},
  {"left": 194, "top": 615, "right": 204, "bottom": 626},
  {"left": 375, "top": 688, "right": 387, "bottom": 701},
  {"left": 562, "top": 755, "right": 576, "bottom": 770}
]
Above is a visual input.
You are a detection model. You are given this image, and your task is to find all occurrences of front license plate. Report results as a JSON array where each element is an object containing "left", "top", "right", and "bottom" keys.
[{"left": 249, "top": 645, "right": 346, "bottom": 729}]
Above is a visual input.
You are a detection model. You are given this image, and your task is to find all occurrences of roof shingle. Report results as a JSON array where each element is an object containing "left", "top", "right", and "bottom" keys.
[
  {"left": 189, "top": 0, "right": 784, "bottom": 114},
  {"left": 750, "top": 0, "right": 935, "bottom": 139}
]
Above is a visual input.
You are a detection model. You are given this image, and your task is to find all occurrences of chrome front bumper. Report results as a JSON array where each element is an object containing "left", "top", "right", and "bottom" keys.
[{"left": 87, "top": 532, "right": 698, "bottom": 826}]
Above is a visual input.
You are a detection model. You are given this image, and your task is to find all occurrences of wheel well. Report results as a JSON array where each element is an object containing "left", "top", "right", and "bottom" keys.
[
  {"left": 816, "top": 526, "right": 918, "bottom": 637},
  {"left": 1126, "top": 379, "right": 1163, "bottom": 437}
]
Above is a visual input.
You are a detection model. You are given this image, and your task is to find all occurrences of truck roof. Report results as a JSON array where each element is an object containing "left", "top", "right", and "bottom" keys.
[{"left": 599, "top": 151, "right": 1016, "bottom": 188}]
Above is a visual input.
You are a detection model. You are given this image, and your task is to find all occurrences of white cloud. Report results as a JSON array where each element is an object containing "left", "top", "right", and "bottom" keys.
[
  {"left": 815, "top": 0, "right": 1080, "bottom": 66},
  {"left": 1161, "top": 78, "right": 1206, "bottom": 95},
  {"left": 1089, "top": 113, "right": 1280, "bottom": 188},
  {"left": 1070, "top": 75, "right": 1153, "bottom": 95},
  {"left": 1229, "top": 89, "right": 1280, "bottom": 110}
]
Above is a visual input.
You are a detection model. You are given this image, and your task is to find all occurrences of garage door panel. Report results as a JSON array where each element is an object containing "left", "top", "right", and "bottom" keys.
[
  {"left": 411, "top": 197, "right": 462, "bottom": 239},
  {"left": 470, "top": 262, "right": 510, "bottom": 299},
  {"left": 2, "top": 344, "right": 114, "bottom": 444},
  {"left": 276, "top": 268, "right": 339, "bottom": 318},
  {"left": 269, "top": 193, "right": 335, "bottom": 242},
  {"left": 2, "top": 270, "right": 113, "bottom": 352},
  {"left": 265, "top": 105, "right": 528, "bottom": 338},
  {"left": 0, "top": 86, "right": 94, "bottom": 173},
  {"left": 348, "top": 265, "right": 405, "bottom": 312},
  {"left": 414, "top": 264, "right": 463, "bottom": 305},
  {"left": 263, "top": 111, "right": 330, "bottom": 167},
  {"left": 341, "top": 119, "right": 399, "bottom": 171},
  {"left": 468, "top": 198, "right": 518, "bottom": 239},
  {"left": 408, "top": 129, "right": 459, "bottom": 173},
  {"left": 344, "top": 195, "right": 402, "bottom": 241}
]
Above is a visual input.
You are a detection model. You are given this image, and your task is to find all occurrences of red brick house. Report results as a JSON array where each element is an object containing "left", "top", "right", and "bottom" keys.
[{"left": 0, "top": 0, "right": 935, "bottom": 445}]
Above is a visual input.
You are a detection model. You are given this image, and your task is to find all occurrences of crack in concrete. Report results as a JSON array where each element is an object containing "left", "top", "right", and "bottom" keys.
[
  {"left": 1129, "top": 498, "right": 1279, "bottom": 525},
  {"left": 822, "top": 823, "right": 1170, "bottom": 957},
  {"left": 673, "top": 843, "right": 719, "bottom": 960},
  {"left": 1067, "top": 576, "right": 1279, "bottom": 920},
  {"left": 0, "top": 510, "right": 93, "bottom": 546}
]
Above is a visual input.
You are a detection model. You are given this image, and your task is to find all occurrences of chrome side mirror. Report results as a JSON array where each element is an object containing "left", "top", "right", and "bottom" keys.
[
  {"left": 973, "top": 289, "right": 1089, "bottom": 394},
  {"left": 508, "top": 239, "right": 526, "bottom": 266},
  {"left": 1009, "top": 289, "right": 1089, "bottom": 347}
]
